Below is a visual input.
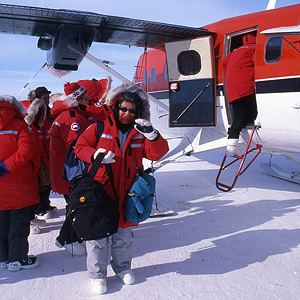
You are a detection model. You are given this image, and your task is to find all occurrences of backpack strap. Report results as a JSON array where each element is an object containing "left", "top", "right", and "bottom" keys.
[
  {"left": 87, "top": 120, "right": 118, "bottom": 202},
  {"left": 87, "top": 152, "right": 105, "bottom": 178},
  {"left": 105, "top": 164, "right": 118, "bottom": 203}
]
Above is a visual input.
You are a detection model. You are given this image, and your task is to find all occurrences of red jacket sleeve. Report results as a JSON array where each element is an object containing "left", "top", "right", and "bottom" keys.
[
  {"left": 142, "top": 132, "right": 169, "bottom": 161},
  {"left": 74, "top": 122, "right": 99, "bottom": 163},
  {"left": 4, "top": 122, "right": 38, "bottom": 173}
]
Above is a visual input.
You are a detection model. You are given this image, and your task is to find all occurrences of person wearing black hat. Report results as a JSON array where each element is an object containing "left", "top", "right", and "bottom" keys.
[
  {"left": 35, "top": 86, "right": 51, "bottom": 107},
  {"left": 32, "top": 86, "right": 56, "bottom": 221}
]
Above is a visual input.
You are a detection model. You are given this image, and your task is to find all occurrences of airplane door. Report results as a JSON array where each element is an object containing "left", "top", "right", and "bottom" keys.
[{"left": 165, "top": 36, "right": 216, "bottom": 127}]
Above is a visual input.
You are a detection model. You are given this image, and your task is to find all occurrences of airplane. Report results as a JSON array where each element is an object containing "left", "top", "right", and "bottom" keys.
[{"left": 1, "top": 1, "right": 300, "bottom": 192}]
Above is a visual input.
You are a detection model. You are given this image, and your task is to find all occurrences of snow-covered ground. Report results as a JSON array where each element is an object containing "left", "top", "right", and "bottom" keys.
[{"left": 1, "top": 148, "right": 300, "bottom": 300}]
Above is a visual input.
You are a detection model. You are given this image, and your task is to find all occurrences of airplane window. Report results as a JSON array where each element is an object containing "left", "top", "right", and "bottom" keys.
[
  {"left": 164, "top": 64, "right": 168, "bottom": 81},
  {"left": 265, "top": 37, "right": 282, "bottom": 63},
  {"left": 150, "top": 68, "right": 156, "bottom": 84},
  {"left": 143, "top": 70, "right": 148, "bottom": 85},
  {"left": 177, "top": 50, "right": 201, "bottom": 75}
]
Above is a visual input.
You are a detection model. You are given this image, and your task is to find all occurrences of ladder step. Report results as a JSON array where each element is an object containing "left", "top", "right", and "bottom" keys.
[{"left": 216, "top": 126, "right": 261, "bottom": 192}]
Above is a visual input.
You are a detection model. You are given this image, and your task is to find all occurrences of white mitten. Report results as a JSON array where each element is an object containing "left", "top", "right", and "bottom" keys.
[
  {"left": 134, "top": 118, "right": 158, "bottom": 141},
  {"left": 93, "top": 148, "right": 116, "bottom": 164}
]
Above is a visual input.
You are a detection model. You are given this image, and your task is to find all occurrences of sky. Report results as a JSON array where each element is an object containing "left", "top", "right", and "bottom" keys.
[{"left": 1, "top": 0, "right": 300, "bottom": 100}]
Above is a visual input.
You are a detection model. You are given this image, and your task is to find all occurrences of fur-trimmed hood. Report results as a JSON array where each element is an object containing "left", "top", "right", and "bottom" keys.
[
  {"left": 0, "top": 95, "right": 27, "bottom": 116},
  {"left": 102, "top": 83, "right": 151, "bottom": 121},
  {"left": 50, "top": 93, "right": 79, "bottom": 107},
  {"left": 24, "top": 98, "right": 47, "bottom": 127},
  {"left": 50, "top": 93, "right": 79, "bottom": 119},
  {"left": 0, "top": 95, "right": 28, "bottom": 130}
]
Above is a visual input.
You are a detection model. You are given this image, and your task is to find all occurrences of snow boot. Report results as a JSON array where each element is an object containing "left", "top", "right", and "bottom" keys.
[
  {"left": 8, "top": 256, "right": 39, "bottom": 271},
  {"left": 226, "top": 138, "right": 243, "bottom": 157},
  {"left": 91, "top": 278, "right": 107, "bottom": 294},
  {"left": 117, "top": 270, "right": 135, "bottom": 285}
]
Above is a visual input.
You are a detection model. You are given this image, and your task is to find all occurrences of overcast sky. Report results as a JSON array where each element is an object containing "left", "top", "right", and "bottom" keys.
[{"left": 1, "top": 0, "right": 300, "bottom": 100}]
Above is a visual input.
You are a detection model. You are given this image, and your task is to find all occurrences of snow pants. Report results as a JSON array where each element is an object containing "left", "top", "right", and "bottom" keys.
[
  {"left": 35, "top": 185, "right": 51, "bottom": 215},
  {"left": 86, "top": 227, "right": 134, "bottom": 279},
  {"left": 227, "top": 94, "right": 257, "bottom": 139},
  {"left": 0, "top": 207, "right": 30, "bottom": 263}
]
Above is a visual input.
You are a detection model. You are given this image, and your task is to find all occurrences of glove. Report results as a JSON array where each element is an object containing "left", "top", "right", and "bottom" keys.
[
  {"left": 0, "top": 162, "right": 9, "bottom": 177},
  {"left": 134, "top": 118, "right": 158, "bottom": 141},
  {"left": 93, "top": 148, "right": 116, "bottom": 164}
]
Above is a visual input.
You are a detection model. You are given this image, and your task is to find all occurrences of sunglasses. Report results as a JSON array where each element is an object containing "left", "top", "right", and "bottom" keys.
[{"left": 119, "top": 106, "right": 136, "bottom": 114}]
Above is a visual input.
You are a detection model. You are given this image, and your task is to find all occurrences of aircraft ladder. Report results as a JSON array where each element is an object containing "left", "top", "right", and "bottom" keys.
[{"left": 216, "top": 126, "right": 262, "bottom": 192}]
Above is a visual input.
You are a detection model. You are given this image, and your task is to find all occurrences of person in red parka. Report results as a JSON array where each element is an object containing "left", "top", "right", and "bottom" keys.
[
  {"left": 0, "top": 95, "right": 40, "bottom": 271},
  {"left": 74, "top": 84, "right": 169, "bottom": 295},
  {"left": 49, "top": 89, "right": 91, "bottom": 256},
  {"left": 222, "top": 32, "right": 258, "bottom": 156},
  {"left": 21, "top": 87, "right": 55, "bottom": 221},
  {"left": 24, "top": 98, "right": 52, "bottom": 234}
]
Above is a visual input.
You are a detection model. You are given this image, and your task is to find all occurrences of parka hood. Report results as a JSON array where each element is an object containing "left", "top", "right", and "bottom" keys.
[
  {"left": 102, "top": 83, "right": 151, "bottom": 121},
  {"left": 50, "top": 93, "right": 79, "bottom": 119},
  {"left": 243, "top": 33, "right": 256, "bottom": 45},
  {"left": 24, "top": 98, "right": 47, "bottom": 127},
  {"left": 0, "top": 95, "right": 27, "bottom": 129}
]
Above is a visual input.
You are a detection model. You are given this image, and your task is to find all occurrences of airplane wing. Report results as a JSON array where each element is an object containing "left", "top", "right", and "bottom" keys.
[
  {"left": 261, "top": 25, "right": 300, "bottom": 37},
  {"left": 0, "top": 3, "right": 211, "bottom": 48}
]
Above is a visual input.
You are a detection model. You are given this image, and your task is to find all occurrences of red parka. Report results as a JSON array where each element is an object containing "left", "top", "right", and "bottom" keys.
[
  {"left": 77, "top": 77, "right": 111, "bottom": 103},
  {"left": 78, "top": 77, "right": 111, "bottom": 121},
  {"left": 222, "top": 33, "right": 256, "bottom": 103},
  {"left": 21, "top": 99, "right": 52, "bottom": 160},
  {"left": 0, "top": 96, "right": 40, "bottom": 210},
  {"left": 74, "top": 84, "right": 169, "bottom": 228},
  {"left": 49, "top": 95, "right": 91, "bottom": 195}
]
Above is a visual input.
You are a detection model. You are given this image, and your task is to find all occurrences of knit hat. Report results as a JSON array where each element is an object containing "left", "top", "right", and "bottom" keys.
[
  {"left": 35, "top": 86, "right": 51, "bottom": 99},
  {"left": 64, "top": 82, "right": 86, "bottom": 99}
]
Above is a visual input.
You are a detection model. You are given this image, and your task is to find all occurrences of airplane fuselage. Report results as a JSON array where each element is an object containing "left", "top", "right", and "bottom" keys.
[{"left": 134, "top": 4, "right": 300, "bottom": 155}]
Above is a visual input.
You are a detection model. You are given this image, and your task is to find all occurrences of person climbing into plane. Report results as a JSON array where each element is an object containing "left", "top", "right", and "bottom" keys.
[{"left": 222, "top": 32, "right": 258, "bottom": 156}]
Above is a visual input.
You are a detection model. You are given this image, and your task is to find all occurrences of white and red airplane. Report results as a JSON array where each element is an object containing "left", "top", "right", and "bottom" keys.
[{"left": 1, "top": 1, "right": 300, "bottom": 191}]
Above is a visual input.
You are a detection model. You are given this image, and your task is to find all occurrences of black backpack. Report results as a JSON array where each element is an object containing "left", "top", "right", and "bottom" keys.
[
  {"left": 62, "top": 120, "right": 104, "bottom": 183},
  {"left": 67, "top": 147, "right": 120, "bottom": 241}
]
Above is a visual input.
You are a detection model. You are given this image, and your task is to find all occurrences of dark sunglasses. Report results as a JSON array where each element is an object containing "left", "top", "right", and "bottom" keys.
[{"left": 119, "top": 106, "right": 136, "bottom": 114}]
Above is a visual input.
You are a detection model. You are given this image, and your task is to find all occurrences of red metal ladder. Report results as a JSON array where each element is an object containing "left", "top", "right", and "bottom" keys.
[{"left": 216, "top": 126, "right": 262, "bottom": 192}]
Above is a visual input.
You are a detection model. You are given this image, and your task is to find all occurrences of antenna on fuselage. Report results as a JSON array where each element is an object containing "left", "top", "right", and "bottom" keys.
[
  {"left": 266, "top": 0, "right": 276, "bottom": 10},
  {"left": 19, "top": 62, "right": 47, "bottom": 94}
]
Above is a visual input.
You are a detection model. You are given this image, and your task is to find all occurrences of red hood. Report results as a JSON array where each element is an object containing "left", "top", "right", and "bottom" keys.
[
  {"left": 243, "top": 33, "right": 256, "bottom": 45},
  {"left": 51, "top": 101, "right": 70, "bottom": 120}
]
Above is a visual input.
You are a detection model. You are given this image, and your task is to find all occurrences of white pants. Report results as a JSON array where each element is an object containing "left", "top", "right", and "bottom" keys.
[{"left": 86, "top": 227, "right": 134, "bottom": 279}]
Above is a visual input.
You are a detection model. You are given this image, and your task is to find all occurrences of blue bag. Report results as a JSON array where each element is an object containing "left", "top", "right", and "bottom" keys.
[
  {"left": 62, "top": 120, "right": 104, "bottom": 183},
  {"left": 125, "top": 172, "right": 156, "bottom": 224}
]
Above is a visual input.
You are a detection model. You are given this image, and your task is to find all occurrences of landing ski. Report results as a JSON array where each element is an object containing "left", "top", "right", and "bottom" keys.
[{"left": 260, "top": 162, "right": 300, "bottom": 185}]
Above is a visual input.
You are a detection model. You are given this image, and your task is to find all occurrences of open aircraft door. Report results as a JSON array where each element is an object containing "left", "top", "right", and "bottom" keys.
[{"left": 165, "top": 36, "right": 216, "bottom": 127}]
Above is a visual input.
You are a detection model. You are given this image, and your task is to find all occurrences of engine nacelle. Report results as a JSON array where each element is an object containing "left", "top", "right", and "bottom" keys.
[{"left": 38, "top": 24, "right": 95, "bottom": 76}]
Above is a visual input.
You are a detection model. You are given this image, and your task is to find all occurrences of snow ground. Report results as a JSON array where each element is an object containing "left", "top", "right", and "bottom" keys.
[{"left": 1, "top": 148, "right": 300, "bottom": 300}]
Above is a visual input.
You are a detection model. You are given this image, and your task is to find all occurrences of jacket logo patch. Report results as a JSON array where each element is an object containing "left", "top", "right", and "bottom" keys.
[
  {"left": 71, "top": 122, "right": 80, "bottom": 131},
  {"left": 28, "top": 125, "right": 33, "bottom": 132},
  {"left": 95, "top": 102, "right": 102, "bottom": 107}
]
